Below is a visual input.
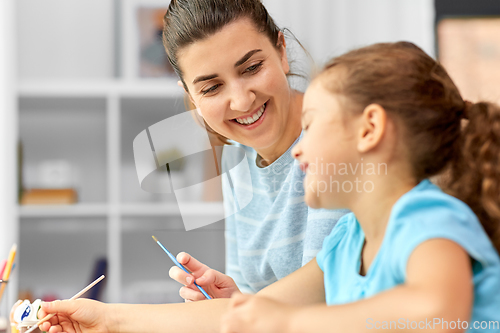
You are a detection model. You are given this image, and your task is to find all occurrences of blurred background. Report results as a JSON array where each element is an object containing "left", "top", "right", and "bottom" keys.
[{"left": 0, "top": 0, "right": 499, "bottom": 318}]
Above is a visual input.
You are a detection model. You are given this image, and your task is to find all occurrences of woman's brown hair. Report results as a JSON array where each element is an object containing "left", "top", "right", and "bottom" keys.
[
  {"left": 162, "top": 0, "right": 283, "bottom": 145},
  {"left": 319, "top": 41, "right": 500, "bottom": 253}
]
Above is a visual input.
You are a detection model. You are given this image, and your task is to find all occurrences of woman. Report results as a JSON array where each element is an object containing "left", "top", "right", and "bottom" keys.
[
  {"left": 38, "top": 0, "right": 346, "bottom": 331},
  {"left": 163, "top": 0, "right": 347, "bottom": 300}
]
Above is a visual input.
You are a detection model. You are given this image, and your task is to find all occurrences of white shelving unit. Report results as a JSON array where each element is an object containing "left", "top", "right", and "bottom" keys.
[
  {"left": 17, "top": 81, "right": 226, "bottom": 303},
  {"left": 13, "top": 0, "right": 225, "bottom": 304}
]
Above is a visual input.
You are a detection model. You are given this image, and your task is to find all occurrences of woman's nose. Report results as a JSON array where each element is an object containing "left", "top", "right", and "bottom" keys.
[{"left": 229, "top": 82, "right": 256, "bottom": 112}]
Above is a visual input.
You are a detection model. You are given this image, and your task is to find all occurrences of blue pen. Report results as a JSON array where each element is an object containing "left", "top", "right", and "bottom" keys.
[{"left": 152, "top": 236, "right": 212, "bottom": 300}]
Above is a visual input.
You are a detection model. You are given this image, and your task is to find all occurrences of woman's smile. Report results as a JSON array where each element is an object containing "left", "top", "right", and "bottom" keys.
[{"left": 230, "top": 101, "right": 268, "bottom": 129}]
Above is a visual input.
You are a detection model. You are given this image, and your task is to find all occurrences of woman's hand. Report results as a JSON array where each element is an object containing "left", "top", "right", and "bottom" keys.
[
  {"left": 169, "top": 252, "right": 240, "bottom": 301},
  {"left": 38, "top": 299, "right": 110, "bottom": 333},
  {"left": 221, "top": 293, "right": 298, "bottom": 333}
]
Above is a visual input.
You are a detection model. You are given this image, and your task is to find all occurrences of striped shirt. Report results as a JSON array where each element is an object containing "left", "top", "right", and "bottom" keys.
[{"left": 222, "top": 134, "right": 349, "bottom": 293}]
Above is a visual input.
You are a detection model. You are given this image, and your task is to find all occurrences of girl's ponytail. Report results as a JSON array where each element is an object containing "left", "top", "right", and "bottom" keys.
[
  {"left": 444, "top": 101, "right": 500, "bottom": 254},
  {"left": 317, "top": 42, "right": 500, "bottom": 253}
]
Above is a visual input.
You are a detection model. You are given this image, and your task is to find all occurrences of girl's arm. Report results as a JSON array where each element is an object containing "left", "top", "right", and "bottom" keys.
[
  {"left": 169, "top": 252, "right": 241, "bottom": 301},
  {"left": 116, "top": 259, "right": 324, "bottom": 332},
  {"left": 257, "top": 258, "right": 325, "bottom": 306},
  {"left": 39, "top": 298, "right": 231, "bottom": 333},
  {"left": 113, "top": 260, "right": 323, "bottom": 333},
  {"left": 38, "top": 259, "right": 325, "bottom": 333},
  {"left": 222, "top": 239, "right": 473, "bottom": 333}
]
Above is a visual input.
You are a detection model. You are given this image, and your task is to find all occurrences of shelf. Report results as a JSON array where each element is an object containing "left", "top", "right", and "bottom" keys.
[
  {"left": 120, "top": 202, "right": 224, "bottom": 216},
  {"left": 19, "top": 203, "right": 109, "bottom": 217},
  {"left": 18, "top": 202, "right": 224, "bottom": 217},
  {"left": 18, "top": 79, "right": 185, "bottom": 98}
]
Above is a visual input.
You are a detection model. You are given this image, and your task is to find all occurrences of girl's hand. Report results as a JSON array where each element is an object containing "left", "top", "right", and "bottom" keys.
[
  {"left": 38, "top": 299, "right": 109, "bottom": 333},
  {"left": 169, "top": 252, "right": 240, "bottom": 301},
  {"left": 221, "top": 293, "right": 297, "bottom": 333}
]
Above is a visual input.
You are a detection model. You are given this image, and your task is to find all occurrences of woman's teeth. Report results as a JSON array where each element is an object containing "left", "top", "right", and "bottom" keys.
[{"left": 235, "top": 104, "right": 265, "bottom": 125}]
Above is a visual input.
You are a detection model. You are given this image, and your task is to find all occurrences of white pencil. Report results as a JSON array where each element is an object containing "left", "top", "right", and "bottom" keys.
[{"left": 25, "top": 275, "right": 105, "bottom": 333}]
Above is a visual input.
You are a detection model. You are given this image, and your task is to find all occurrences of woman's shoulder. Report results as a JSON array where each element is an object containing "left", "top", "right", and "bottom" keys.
[{"left": 221, "top": 142, "right": 255, "bottom": 170}]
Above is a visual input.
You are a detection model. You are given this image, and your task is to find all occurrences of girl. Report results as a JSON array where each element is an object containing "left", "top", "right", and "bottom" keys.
[{"left": 221, "top": 41, "right": 500, "bottom": 332}]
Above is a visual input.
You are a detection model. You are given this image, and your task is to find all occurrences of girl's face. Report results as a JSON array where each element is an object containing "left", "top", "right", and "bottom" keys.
[
  {"left": 292, "top": 79, "right": 361, "bottom": 209},
  {"left": 177, "top": 18, "right": 292, "bottom": 151}
]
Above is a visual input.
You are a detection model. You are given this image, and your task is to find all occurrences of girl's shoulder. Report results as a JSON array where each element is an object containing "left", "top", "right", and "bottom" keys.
[
  {"left": 390, "top": 179, "right": 479, "bottom": 232},
  {"left": 324, "top": 212, "right": 356, "bottom": 241},
  {"left": 386, "top": 179, "right": 500, "bottom": 276},
  {"left": 316, "top": 212, "right": 359, "bottom": 270}
]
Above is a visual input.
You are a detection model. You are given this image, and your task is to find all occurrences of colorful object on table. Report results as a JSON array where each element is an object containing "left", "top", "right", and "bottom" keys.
[
  {"left": 152, "top": 235, "right": 212, "bottom": 300},
  {"left": 11, "top": 299, "right": 41, "bottom": 333},
  {"left": 0, "top": 259, "right": 6, "bottom": 278},
  {"left": 20, "top": 302, "right": 31, "bottom": 322},
  {"left": 13, "top": 299, "right": 42, "bottom": 323},
  {"left": 0, "top": 244, "right": 17, "bottom": 302},
  {"left": 2, "top": 244, "right": 16, "bottom": 280},
  {"left": 24, "top": 275, "right": 105, "bottom": 333},
  {"left": 10, "top": 300, "right": 23, "bottom": 333}
]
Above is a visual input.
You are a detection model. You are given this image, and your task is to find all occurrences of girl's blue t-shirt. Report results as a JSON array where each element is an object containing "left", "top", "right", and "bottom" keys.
[{"left": 316, "top": 179, "right": 500, "bottom": 331}]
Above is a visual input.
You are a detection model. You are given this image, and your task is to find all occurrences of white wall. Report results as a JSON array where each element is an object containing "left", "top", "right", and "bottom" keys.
[
  {"left": 15, "top": 0, "right": 435, "bottom": 80},
  {"left": 0, "top": 0, "right": 19, "bottom": 309},
  {"left": 264, "top": 0, "right": 435, "bottom": 67},
  {"left": 16, "top": 0, "right": 114, "bottom": 79}
]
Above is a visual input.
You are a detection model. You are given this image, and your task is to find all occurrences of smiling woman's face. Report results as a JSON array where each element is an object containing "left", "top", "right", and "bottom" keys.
[{"left": 178, "top": 18, "right": 294, "bottom": 152}]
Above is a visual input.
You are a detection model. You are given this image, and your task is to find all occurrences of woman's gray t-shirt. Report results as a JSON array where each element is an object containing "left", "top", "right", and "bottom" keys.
[{"left": 222, "top": 135, "right": 348, "bottom": 293}]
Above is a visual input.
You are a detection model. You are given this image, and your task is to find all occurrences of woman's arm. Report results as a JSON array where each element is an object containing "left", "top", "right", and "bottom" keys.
[{"left": 222, "top": 239, "right": 473, "bottom": 333}]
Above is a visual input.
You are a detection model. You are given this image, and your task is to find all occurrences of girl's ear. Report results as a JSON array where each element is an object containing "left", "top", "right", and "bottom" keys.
[
  {"left": 357, "top": 104, "right": 387, "bottom": 153},
  {"left": 277, "top": 32, "right": 289, "bottom": 75}
]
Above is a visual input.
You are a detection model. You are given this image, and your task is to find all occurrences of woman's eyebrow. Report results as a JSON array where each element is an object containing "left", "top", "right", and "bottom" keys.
[
  {"left": 193, "top": 74, "right": 218, "bottom": 85},
  {"left": 192, "top": 49, "right": 263, "bottom": 85},
  {"left": 234, "top": 49, "right": 262, "bottom": 67}
]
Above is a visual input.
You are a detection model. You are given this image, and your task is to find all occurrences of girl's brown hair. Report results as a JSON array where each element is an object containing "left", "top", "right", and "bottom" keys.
[
  {"left": 162, "top": 0, "right": 283, "bottom": 145},
  {"left": 319, "top": 41, "right": 500, "bottom": 253}
]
